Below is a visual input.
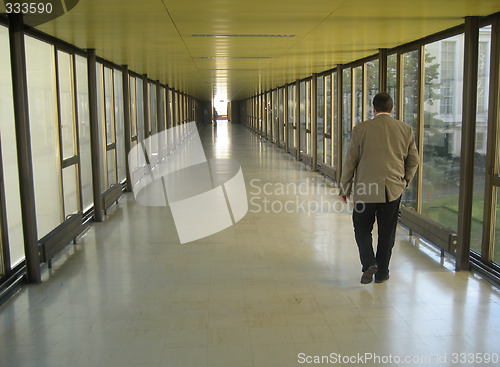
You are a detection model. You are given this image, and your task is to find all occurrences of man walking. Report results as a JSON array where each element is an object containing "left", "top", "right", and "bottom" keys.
[{"left": 340, "top": 92, "right": 419, "bottom": 284}]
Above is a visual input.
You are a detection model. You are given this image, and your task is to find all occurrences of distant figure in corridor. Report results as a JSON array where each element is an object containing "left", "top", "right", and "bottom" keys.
[{"left": 340, "top": 92, "right": 419, "bottom": 284}]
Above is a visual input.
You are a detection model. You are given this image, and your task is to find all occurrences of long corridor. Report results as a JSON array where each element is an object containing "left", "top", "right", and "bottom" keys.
[{"left": 1, "top": 122, "right": 499, "bottom": 367}]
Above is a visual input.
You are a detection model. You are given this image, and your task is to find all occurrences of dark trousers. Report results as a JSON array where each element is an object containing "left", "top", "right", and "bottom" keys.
[{"left": 352, "top": 196, "right": 401, "bottom": 277}]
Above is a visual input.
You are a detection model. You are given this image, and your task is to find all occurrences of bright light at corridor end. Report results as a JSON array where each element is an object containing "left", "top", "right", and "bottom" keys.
[{"left": 213, "top": 94, "right": 228, "bottom": 116}]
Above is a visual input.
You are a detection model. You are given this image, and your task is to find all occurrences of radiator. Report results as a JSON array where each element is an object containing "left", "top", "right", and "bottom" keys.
[
  {"left": 399, "top": 206, "right": 458, "bottom": 257},
  {"left": 39, "top": 213, "right": 83, "bottom": 268},
  {"left": 102, "top": 183, "right": 123, "bottom": 215},
  {"left": 318, "top": 163, "right": 337, "bottom": 183}
]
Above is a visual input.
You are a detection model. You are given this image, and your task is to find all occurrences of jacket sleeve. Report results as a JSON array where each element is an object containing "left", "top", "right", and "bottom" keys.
[
  {"left": 339, "top": 128, "right": 359, "bottom": 196},
  {"left": 404, "top": 128, "right": 419, "bottom": 185}
]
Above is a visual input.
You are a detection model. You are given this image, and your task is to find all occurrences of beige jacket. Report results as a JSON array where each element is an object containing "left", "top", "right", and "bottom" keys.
[{"left": 340, "top": 113, "right": 419, "bottom": 203}]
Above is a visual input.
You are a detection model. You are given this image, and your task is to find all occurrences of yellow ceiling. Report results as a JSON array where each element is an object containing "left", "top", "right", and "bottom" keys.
[{"left": 28, "top": 0, "right": 500, "bottom": 101}]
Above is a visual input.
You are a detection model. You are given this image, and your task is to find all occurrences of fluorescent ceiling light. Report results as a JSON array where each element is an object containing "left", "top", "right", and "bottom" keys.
[
  {"left": 192, "top": 34, "right": 295, "bottom": 38},
  {"left": 200, "top": 56, "right": 271, "bottom": 59}
]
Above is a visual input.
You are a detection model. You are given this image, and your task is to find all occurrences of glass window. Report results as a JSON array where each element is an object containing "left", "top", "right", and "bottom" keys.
[
  {"left": 25, "top": 35, "right": 63, "bottom": 238},
  {"left": 136, "top": 78, "right": 144, "bottom": 143},
  {"left": 353, "top": 66, "right": 363, "bottom": 124},
  {"left": 150, "top": 83, "right": 157, "bottom": 134},
  {"left": 288, "top": 84, "right": 295, "bottom": 149},
  {"left": 75, "top": 55, "right": 93, "bottom": 212},
  {"left": 279, "top": 88, "right": 285, "bottom": 145},
  {"left": 387, "top": 53, "right": 398, "bottom": 118},
  {"left": 129, "top": 76, "right": 137, "bottom": 137},
  {"left": 159, "top": 86, "right": 165, "bottom": 131},
  {"left": 300, "top": 81, "right": 306, "bottom": 154},
  {"left": 342, "top": 68, "right": 352, "bottom": 162},
  {"left": 57, "top": 51, "right": 77, "bottom": 159},
  {"left": 62, "top": 165, "right": 79, "bottom": 216},
  {"left": 493, "top": 188, "right": 500, "bottom": 264},
  {"left": 471, "top": 26, "right": 492, "bottom": 254},
  {"left": 333, "top": 72, "right": 338, "bottom": 169},
  {"left": 114, "top": 69, "right": 126, "bottom": 183},
  {"left": 325, "top": 74, "right": 332, "bottom": 166},
  {"left": 104, "top": 67, "right": 115, "bottom": 146},
  {"left": 0, "top": 25, "right": 25, "bottom": 267},
  {"left": 401, "top": 50, "right": 420, "bottom": 209},
  {"left": 317, "top": 76, "right": 324, "bottom": 163},
  {"left": 366, "top": 60, "right": 379, "bottom": 119},
  {"left": 96, "top": 63, "right": 108, "bottom": 191},
  {"left": 422, "top": 35, "right": 464, "bottom": 231}
]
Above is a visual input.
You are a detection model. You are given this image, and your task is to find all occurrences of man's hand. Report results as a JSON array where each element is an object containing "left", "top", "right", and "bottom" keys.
[{"left": 340, "top": 195, "right": 350, "bottom": 203}]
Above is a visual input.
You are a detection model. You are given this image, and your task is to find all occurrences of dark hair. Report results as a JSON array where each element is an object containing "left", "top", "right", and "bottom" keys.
[{"left": 372, "top": 92, "right": 393, "bottom": 113}]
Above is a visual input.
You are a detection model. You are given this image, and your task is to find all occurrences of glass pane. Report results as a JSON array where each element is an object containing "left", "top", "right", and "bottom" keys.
[
  {"left": 300, "top": 81, "right": 306, "bottom": 154},
  {"left": 401, "top": 50, "right": 420, "bottom": 209},
  {"left": 136, "top": 78, "right": 144, "bottom": 143},
  {"left": 57, "top": 51, "right": 76, "bottom": 159},
  {"left": 75, "top": 55, "right": 93, "bottom": 212},
  {"left": 104, "top": 67, "right": 115, "bottom": 145},
  {"left": 273, "top": 90, "right": 279, "bottom": 141},
  {"left": 150, "top": 83, "right": 157, "bottom": 134},
  {"left": 387, "top": 53, "right": 398, "bottom": 118},
  {"left": 63, "top": 165, "right": 79, "bottom": 216},
  {"left": 422, "top": 35, "right": 464, "bottom": 231},
  {"left": 0, "top": 25, "right": 25, "bottom": 267},
  {"left": 333, "top": 72, "right": 338, "bottom": 169},
  {"left": 279, "top": 88, "right": 285, "bottom": 144},
  {"left": 129, "top": 76, "right": 137, "bottom": 137},
  {"left": 317, "top": 76, "right": 324, "bottom": 163},
  {"left": 306, "top": 80, "right": 311, "bottom": 154},
  {"left": 159, "top": 87, "right": 165, "bottom": 131},
  {"left": 96, "top": 63, "right": 107, "bottom": 191},
  {"left": 107, "top": 149, "right": 116, "bottom": 186},
  {"left": 472, "top": 26, "right": 492, "bottom": 253},
  {"left": 493, "top": 188, "right": 500, "bottom": 264},
  {"left": 167, "top": 89, "right": 172, "bottom": 129},
  {"left": 114, "top": 69, "right": 126, "bottom": 183},
  {"left": 353, "top": 66, "right": 363, "bottom": 124},
  {"left": 342, "top": 68, "right": 352, "bottom": 162},
  {"left": 288, "top": 85, "right": 295, "bottom": 149},
  {"left": 366, "top": 60, "right": 379, "bottom": 120},
  {"left": 267, "top": 92, "right": 272, "bottom": 138},
  {"left": 325, "top": 74, "right": 332, "bottom": 166},
  {"left": 25, "top": 35, "right": 63, "bottom": 238}
]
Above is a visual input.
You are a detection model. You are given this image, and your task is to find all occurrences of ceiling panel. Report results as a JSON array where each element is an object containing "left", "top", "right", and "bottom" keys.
[{"left": 32, "top": 0, "right": 500, "bottom": 101}]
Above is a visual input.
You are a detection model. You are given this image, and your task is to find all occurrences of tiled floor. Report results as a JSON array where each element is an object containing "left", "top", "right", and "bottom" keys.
[{"left": 1, "top": 122, "right": 500, "bottom": 367}]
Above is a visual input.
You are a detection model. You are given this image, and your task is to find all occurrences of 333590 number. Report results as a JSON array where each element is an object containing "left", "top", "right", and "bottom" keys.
[{"left": 5, "top": 2, "right": 53, "bottom": 14}]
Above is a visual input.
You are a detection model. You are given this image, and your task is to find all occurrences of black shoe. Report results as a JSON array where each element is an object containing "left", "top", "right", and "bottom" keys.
[
  {"left": 360, "top": 265, "right": 378, "bottom": 284},
  {"left": 375, "top": 274, "right": 389, "bottom": 283}
]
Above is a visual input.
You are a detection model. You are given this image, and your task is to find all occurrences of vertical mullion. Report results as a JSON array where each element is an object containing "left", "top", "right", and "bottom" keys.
[
  {"left": 122, "top": 65, "right": 132, "bottom": 192},
  {"left": 311, "top": 75, "right": 317, "bottom": 170},
  {"left": 396, "top": 52, "right": 403, "bottom": 121},
  {"left": 54, "top": 50, "right": 66, "bottom": 219},
  {"left": 336, "top": 66, "right": 343, "bottom": 183},
  {"left": 111, "top": 69, "right": 117, "bottom": 184},
  {"left": 72, "top": 54, "right": 83, "bottom": 212},
  {"left": 362, "top": 64, "right": 367, "bottom": 121},
  {"left": 351, "top": 67, "right": 355, "bottom": 131},
  {"left": 457, "top": 16, "right": 480, "bottom": 271},
  {"left": 284, "top": 86, "right": 289, "bottom": 152},
  {"left": 142, "top": 75, "right": 149, "bottom": 138},
  {"left": 417, "top": 45, "right": 425, "bottom": 214},
  {"left": 295, "top": 80, "right": 300, "bottom": 160},
  {"left": 87, "top": 49, "right": 104, "bottom": 221},
  {"left": 379, "top": 48, "right": 388, "bottom": 92}
]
